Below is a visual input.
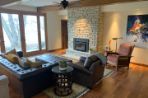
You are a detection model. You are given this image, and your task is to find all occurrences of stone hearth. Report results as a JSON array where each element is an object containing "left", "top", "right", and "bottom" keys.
[{"left": 66, "top": 6, "right": 103, "bottom": 58}]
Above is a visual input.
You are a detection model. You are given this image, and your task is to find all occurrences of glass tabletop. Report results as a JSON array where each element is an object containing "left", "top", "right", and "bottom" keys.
[{"left": 52, "top": 65, "right": 73, "bottom": 74}]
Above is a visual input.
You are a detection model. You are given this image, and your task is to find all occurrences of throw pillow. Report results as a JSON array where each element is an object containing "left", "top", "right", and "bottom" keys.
[
  {"left": 6, "top": 49, "right": 17, "bottom": 55},
  {"left": 4, "top": 53, "right": 19, "bottom": 64},
  {"left": 25, "top": 59, "right": 42, "bottom": 68},
  {"left": 17, "top": 57, "right": 30, "bottom": 69},
  {"left": 92, "top": 53, "right": 106, "bottom": 65},
  {"left": 84, "top": 55, "right": 99, "bottom": 69}
]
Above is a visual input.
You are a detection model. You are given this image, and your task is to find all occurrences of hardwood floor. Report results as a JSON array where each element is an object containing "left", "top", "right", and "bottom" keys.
[
  {"left": 8, "top": 50, "right": 148, "bottom": 98},
  {"left": 81, "top": 64, "right": 148, "bottom": 98}
]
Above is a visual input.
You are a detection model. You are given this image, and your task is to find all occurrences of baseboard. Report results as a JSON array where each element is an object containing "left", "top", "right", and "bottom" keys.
[
  {"left": 48, "top": 48, "right": 63, "bottom": 52},
  {"left": 131, "top": 62, "right": 148, "bottom": 67}
]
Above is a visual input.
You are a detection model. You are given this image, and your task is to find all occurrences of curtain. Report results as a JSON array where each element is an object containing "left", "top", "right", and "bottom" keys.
[{"left": 1, "top": 14, "right": 21, "bottom": 51}]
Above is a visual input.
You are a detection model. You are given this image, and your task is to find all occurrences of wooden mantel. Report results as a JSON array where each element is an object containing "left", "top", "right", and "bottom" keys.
[{"left": 80, "top": 0, "right": 148, "bottom": 6}]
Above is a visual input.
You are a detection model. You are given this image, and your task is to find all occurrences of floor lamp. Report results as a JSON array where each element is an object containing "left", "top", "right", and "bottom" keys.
[{"left": 112, "top": 37, "right": 122, "bottom": 52}]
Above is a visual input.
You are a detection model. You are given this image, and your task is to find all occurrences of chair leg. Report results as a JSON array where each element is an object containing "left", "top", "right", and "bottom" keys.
[{"left": 116, "top": 66, "right": 118, "bottom": 71}]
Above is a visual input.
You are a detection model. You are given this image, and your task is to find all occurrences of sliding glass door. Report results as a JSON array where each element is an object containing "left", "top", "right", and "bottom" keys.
[
  {"left": 0, "top": 9, "right": 46, "bottom": 55},
  {"left": 23, "top": 15, "right": 39, "bottom": 52},
  {"left": 1, "top": 13, "right": 21, "bottom": 52}
]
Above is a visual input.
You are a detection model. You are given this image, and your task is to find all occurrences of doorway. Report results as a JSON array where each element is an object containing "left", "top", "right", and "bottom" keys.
[{"left": 61, "top": 20, "right": 68, "bottom": 49}]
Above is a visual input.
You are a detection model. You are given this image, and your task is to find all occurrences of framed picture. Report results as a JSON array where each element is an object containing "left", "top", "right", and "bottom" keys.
[{"left": 126, "top": 15, "right": 148, "bottom": 48}]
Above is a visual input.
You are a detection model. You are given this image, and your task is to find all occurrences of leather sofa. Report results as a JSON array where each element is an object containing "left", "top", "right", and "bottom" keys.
[
  {"left": 0, "top": 56, "right": 57, "bottom": 98},
  {"left": 68, "top": 54, "right": 105, "bottom": 88},
  {"left": 0, "top": 74, "right": 10, "bottom": 98}
]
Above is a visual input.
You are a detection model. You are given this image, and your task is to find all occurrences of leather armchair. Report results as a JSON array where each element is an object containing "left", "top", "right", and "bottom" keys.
[
  {"left": 107, "top": 43, "right": 135, "bottom": 70},
  {"left": 68, "top": 54, "right": 105, "bottom": 88},
  {"left": 0, "top": 75, "right": 10, "bottom": 98}
]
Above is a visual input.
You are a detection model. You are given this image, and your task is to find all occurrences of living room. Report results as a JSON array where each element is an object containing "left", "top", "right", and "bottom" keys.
[{"left": 0, "top": 0, "right": 148, "bottom": 98}]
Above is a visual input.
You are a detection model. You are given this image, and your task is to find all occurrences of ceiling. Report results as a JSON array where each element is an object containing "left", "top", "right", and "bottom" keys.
[
  {"left": 0, "top": 0, "right": 79, "bottom": 7},
  {"left": 1, "top": 0, "right": 148, "bottom": 9},
  {"left": 0, "top": 0, "right": 20, "bottom": 6}
]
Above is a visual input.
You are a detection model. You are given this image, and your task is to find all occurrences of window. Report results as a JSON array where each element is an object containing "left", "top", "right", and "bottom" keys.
[
  {"left": 1, "top": 13, "right": 21, "bottom": 52},
  {"left": 0, "top": 9, "right": 46, "bottom": 55},
  {"left": 40, "top": 16, "right": 46, "bottom": 50},
  {"left": 24, "top": 15, "right": 39, "bottom": 52}
]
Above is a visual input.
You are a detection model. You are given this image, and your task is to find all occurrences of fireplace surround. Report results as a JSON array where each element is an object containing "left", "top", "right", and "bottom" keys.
[{"left": 73, "top": 38, "right": 89, "bottom": 52}]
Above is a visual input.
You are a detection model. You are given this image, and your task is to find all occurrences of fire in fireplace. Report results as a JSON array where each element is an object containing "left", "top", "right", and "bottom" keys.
[{"left": 73, "top": 38, "right": 89, "bottom": 52}]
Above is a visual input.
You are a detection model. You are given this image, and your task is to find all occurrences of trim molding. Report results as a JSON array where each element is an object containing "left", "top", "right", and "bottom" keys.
[
  {"left": 131, "top": 62, "right": 148, "bottom": 67},
  {"left": 48, "top": 48, "right": 63, "bottom": 52}
]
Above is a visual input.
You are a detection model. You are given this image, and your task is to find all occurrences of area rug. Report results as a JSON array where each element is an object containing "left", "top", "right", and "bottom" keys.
[{"left": 44, "top": 68, "right": 114, "bottom": 98}]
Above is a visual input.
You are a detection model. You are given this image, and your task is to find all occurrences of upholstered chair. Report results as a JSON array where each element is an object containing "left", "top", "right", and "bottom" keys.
[
  {"left": 107, "top": 43, "right": 135, "bottom": 70},
  {"left": 0, "top": 75, "right": 10, "bottom": 98},
  {"left": 68, "top": 54, "right": 105, "bottom": 88}
]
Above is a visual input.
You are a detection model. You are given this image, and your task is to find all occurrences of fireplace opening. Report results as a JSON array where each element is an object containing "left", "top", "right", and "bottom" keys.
[{"left": 73, "top": 38, "right": 89, "bottom": 52}]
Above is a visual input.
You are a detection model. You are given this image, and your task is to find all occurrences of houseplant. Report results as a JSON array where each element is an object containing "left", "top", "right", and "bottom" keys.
[
  {"left": 89, "top": 48, "right": 97, "bottom": 54},
  {"left": 59, "top": 60, "right": 68, "bottom": 71}
]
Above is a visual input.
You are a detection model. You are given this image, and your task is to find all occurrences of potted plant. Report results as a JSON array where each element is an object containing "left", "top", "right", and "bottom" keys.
[
  {"left": 59, "top": 60, "right": 68, "bottom": 71},
  {"left": 89, "top": 48, "right": 97, "bottom": 54}
]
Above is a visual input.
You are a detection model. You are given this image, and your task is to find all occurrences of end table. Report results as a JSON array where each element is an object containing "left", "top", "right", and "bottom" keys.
[{"left": 52, "top": 66, "right": 73, "bottom": 96}]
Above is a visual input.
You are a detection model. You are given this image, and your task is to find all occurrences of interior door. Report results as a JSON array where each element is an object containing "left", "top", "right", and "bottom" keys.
[{"left": 61, "top": 20, "right": 68, "bottom": 49}]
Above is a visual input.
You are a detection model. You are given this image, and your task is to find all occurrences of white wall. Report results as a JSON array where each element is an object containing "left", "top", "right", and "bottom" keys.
[
  {"left": 46, "top": 10, "right": 67, "bottom": 50},
  {"left": 102, "top": 1, "right": 148, "bottom": 65}
]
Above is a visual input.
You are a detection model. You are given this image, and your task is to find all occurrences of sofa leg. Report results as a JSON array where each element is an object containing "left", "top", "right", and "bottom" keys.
[{"left": 116, "top": 66, "right": 118, "bottom": 71}]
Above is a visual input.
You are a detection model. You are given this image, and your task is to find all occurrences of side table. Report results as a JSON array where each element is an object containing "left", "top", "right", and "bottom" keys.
[{"left": 52, "top": 66, "right": 73, "bottom": 96}]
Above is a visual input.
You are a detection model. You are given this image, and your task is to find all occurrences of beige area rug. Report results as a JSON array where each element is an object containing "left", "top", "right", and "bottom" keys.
[{"left": 44, "top": 68, "right": 113, "bottom": 98}]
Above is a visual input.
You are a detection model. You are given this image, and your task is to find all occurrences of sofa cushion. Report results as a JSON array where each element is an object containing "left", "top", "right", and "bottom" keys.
[{"left": 84, "top": 55, "right": 99, "bottom": 69}]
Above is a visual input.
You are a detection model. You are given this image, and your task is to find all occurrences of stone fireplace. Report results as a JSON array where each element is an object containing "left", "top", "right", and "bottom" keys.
[
  {"left": 65, "top": 6, "right": 103, "bottom": 58},
  {"left": 73, "top": 38, "right": 89, "bottom": 52}
]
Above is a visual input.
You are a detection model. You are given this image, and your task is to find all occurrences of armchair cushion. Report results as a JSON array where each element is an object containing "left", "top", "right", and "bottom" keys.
[
  {"left": 107, "top": 54, "right": 119, "bottom": 65},
  {"left": 84, "top": 55, "right": 99, "bottom": 69}
]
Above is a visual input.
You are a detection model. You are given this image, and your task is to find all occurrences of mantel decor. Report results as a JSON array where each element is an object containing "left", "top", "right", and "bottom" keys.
[{"left": 126, "top": 15, "right": 148, "bottom": 48}]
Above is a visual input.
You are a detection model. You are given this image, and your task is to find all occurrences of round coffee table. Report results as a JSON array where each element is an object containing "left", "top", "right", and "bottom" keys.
[{"left": 52, "top": 65, "right": 73, "bottom": 96}]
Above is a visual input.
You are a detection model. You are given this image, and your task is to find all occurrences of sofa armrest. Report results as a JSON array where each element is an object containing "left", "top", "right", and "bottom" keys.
[
  {"left": 89, "top": 60, "right": 104, "bottom": 74},
  {"left": 79, "top": 56, "right": 86, "bottom": 63}
]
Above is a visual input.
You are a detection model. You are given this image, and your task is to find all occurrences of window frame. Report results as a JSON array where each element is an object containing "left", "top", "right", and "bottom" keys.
[{"left": 0, "top": 8, "right": 47, "bottom": 56}]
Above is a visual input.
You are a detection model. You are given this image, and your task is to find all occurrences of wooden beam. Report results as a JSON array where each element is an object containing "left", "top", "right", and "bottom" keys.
[
  {"left": 80, "top": 0, "right": 148, "bottom": 6},
  {"left": 0, "top": 0, "right": 20, "bottom": 6}
]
